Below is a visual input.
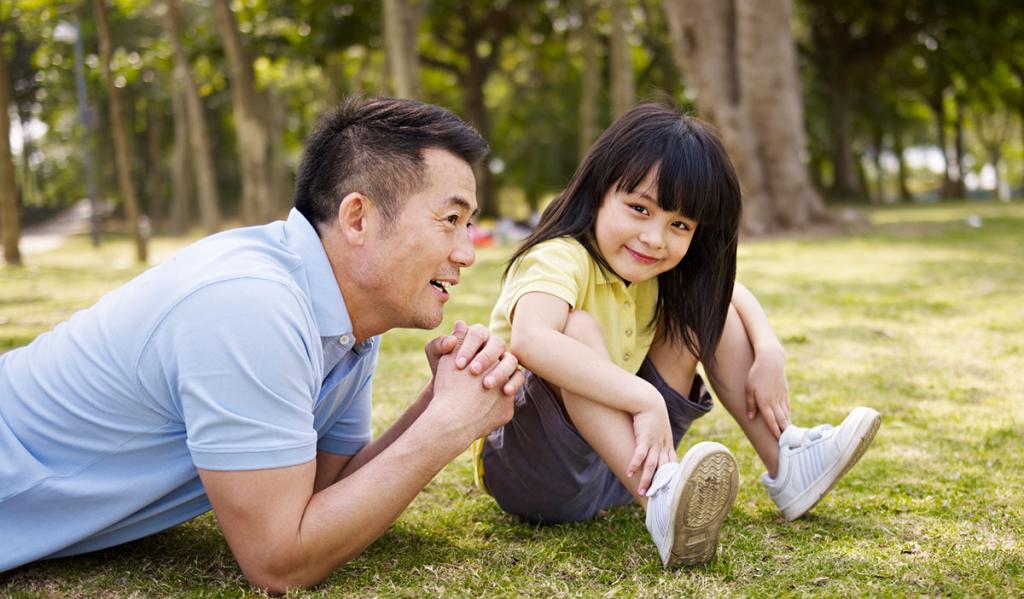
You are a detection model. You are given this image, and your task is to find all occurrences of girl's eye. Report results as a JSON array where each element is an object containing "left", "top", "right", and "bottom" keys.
[
  {"left": 629, "top": 204, "right": 649, "bottom": 216},
  {"left": 672, "top": 221, "right": 691, "bottom": 231}
]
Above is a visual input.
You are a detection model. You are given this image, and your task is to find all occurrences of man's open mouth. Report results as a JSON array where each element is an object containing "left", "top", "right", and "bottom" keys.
[{"left": 429, "top": 280, "right": 450, "bottom": 293}]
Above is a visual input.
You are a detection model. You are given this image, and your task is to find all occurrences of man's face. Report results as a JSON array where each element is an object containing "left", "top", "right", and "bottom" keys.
[{"left": 358, "top": 148, "right": 478, "bottom": 331}]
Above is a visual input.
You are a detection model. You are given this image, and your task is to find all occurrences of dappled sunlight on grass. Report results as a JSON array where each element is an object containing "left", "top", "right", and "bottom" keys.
[{"left": 1, "top": 201, "right": 1022, "bottom": 596}]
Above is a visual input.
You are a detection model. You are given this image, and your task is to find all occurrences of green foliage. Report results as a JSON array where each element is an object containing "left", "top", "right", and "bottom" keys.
[{"left": 2, "top": 201, "right": 1022, "bottom": 596}]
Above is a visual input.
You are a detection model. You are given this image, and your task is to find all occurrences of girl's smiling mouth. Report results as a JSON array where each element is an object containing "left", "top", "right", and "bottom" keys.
[{"left": 624, "top": 246, "right": 658, "bottom": 264}]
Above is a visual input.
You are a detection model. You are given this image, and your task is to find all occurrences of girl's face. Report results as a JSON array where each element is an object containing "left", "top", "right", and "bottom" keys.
[{"left": 594, "top": 169, "right": 697, "bottom": 284}]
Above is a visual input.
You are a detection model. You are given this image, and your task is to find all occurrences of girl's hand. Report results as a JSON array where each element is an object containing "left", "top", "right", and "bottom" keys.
[
  {"left": 627, "top": 393, "right": 676, "bottom": 497},
  {"left": 746, "top": 345, "right": 791, "bottom": 438}
]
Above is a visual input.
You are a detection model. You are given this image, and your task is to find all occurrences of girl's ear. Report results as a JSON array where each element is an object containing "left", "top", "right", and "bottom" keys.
[{"left": 336, "top": 192, "right": 372, "bottom": 245}]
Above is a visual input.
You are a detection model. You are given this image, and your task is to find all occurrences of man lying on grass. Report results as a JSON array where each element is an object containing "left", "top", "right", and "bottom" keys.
[{"left": 0, "top": 97, "right": 524, "bottom": 593}]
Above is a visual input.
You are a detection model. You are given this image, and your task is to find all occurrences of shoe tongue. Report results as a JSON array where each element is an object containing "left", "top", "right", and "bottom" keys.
[
  {"left": 647, "top": 463, "right": 677, "bottom": 496},
  {"left": 779, "top": 425, "right": 806, "bottom": 447}
]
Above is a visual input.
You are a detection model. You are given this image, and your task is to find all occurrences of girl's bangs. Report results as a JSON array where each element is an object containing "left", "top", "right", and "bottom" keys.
[{"left": 614, "top": 123, "right": 725, "bottom": 227}]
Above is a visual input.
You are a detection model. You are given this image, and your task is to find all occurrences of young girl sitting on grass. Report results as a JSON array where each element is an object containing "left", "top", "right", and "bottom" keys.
[{"left": 473, "top": 103, "right": 880, "bottom": 568}]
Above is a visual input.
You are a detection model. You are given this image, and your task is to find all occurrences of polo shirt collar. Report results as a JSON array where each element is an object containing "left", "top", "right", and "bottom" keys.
[{"left": 284, "top": 208, "right": 354, "bottom": 340}]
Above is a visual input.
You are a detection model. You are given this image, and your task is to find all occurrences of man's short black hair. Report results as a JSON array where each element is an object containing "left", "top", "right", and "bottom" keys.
[{"left": 294, "top": 97, "right": 489, "bottom": 233}]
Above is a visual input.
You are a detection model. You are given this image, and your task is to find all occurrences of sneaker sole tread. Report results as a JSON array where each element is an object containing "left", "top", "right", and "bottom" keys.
[{"left": 665, "top": 446, "right": 739, "bottom": 568}]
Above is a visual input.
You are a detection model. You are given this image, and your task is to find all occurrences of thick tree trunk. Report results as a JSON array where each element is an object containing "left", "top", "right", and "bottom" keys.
[
  {"left": 213, "top": 0, "right": 273, "bottom": 224},
  {"left": 578, "top": 0, "right": 599, "bottom": 160},
  {"left": 383, "top": 0, "right": 423, "bottom": 99},
  {"left": 0, "top": 18, "right": 21, "bottom": 266},
  {"left": 735, "top": 0, "right": 827, "bottom": 226},
  {"left": 94, "top": 0, "right": 147, "bottom": 263},
  {"left": 663, "top": 0, "right": 822, "bottom": 233},
  {"left": 170, "top": 84, "right": 191, "bottom": 236},
  {"left": 167, "top": 0, "right": 221, "bottom": 233},
  {"left": 610, "top": 0, "right": 635, "bottom": 118}
]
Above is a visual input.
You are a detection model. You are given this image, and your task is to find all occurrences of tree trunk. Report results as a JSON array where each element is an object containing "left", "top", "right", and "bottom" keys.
[
  {"left": 578, "top": 0, "right": 600, "bottom": 160},
  {"left": 94, "top": 0, "right": 147, "bottom": 263},
  {"left": 167, "top": 0, "right": 221, "bottom": 233},
  {"left": 952, "top": 96, "right": 967, "bottom": 199},
  {"left": 827, "top": 75, "right": 862, "bottom": 198},
  {"left": 929, "top": 91, "right": 954, "bottom": 199},
  {"left": 462, "top": 69, "right": 497, "bottom": 218},
  {"left": 664, "top": 0, "right": 772, "bottom": 233},
  {"left": 735, "top": 0, "right": 827, "bottom": 225},
  {"left": 383, "top": 0, "right": 423, "bottom": 99},
  {"left": 663, "top": 0, "right": 823, "bottom": 233},
  {"left": 870, "top": 126, "right": 884, "bottom": 203},
  {"left": 610, "top": 0, "right": 635, "bottom": 118},
  {"left": 893, "top": 128, "right": 911, "bottom": 202},
  {"left": 213, "top": 0, "right": 273, "bottom": 224},
  {"left": 144, "top": 99, "right": 165, "bottom": 228},
  {"left": 0, "top": 17, "right": 21, "bottom": 266},
  {"left": 170, "top": 83, "right": 191, "bottom": 236},
  {"left": 266, "top": 88, "right": 291, "bottom": 216}
]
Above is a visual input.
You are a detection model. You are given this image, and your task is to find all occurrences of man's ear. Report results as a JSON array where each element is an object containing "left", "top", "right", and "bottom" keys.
[{"left": 336, "top": 192, "right": 373, "bottom": 245}]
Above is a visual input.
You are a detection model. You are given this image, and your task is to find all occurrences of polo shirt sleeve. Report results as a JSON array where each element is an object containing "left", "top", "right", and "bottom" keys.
[
  {"left": 144, "top": 277, "right": 320, "bottom": 471},
  {"left": 499, "top": 239, "right": 591, "bottom": 325},
  {"left": 318, "top": 341, "right": 378, "bottom": 456}
]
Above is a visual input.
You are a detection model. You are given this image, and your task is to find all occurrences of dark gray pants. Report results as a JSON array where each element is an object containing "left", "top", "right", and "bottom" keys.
[{"left": 481, "top": 358, "right": 713, "bottom": 523}]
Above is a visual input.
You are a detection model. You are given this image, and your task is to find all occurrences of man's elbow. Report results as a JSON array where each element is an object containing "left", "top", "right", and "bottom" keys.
[{"left": 239, "top": 547, "right": 349, "bottom": 595}]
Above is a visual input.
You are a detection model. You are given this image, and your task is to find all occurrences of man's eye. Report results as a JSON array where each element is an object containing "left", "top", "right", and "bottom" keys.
[{"left": 446, "top": 215, "right": 459, "bottom": 224}]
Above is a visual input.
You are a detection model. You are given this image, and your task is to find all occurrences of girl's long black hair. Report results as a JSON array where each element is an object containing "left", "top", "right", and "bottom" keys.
[{"left": 507, "top": 103, "right": 742, "bottom": 368}]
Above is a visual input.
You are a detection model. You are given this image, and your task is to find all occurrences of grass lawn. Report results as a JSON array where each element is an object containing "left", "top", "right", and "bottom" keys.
[{"left": 1, "top": 201, "right": 1022, "bottom": 597}]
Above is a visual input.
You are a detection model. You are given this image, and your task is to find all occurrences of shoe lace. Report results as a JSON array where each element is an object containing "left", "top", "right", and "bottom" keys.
[{"left": 786, "top": 424, "right": 833, "bottom": 449}]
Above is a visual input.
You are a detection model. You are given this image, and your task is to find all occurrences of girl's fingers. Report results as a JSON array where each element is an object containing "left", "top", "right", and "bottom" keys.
[
  {"left": 627, "top": 443, "right": 647, "bottom": 479},
  {"left": 639, "top": 452, "right": 658, "bottom": 496},
  {"left": 746, "top": 386, "right": 757, "bottom": 420}
]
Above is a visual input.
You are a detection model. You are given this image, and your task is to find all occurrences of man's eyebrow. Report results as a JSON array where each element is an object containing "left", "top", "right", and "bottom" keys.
[{"left": 448, "top": 196, "right": 479, "bottom": 218}]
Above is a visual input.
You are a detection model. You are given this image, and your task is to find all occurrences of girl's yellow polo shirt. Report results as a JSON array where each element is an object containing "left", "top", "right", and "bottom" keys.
[{"left": 489, "top": 236, "right": 659, "bottom": 374}]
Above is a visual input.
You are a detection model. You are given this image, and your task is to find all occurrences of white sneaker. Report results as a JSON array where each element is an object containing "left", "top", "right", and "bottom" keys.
[
  {"left": 645, "top": 442, "right": 739, "bottom": 568},
  {"left": 763, "top": 406, "right": 881, "bottom": 521}
]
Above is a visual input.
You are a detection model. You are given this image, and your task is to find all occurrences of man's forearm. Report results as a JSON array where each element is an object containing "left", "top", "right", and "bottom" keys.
[{"left": 339, "top": 381, "right": 434, "bottom": 479}]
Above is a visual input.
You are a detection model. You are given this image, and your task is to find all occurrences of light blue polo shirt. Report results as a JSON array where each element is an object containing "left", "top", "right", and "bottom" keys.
[{"left": 0, "top": 209, "right": 379, "bottom": 572}]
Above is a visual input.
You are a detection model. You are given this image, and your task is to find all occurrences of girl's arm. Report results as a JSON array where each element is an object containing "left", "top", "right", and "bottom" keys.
[
  {"left": 510, "top": 291, "right": 673, "bottom": 493},
  {"left": 731, "top": 282, "right": 791, "bottom": 433}
]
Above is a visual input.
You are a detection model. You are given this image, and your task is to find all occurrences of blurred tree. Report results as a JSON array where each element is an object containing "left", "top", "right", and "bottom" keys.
[
  {"left": 577, "top": 0, "right": 599, "bottom": 160},
  {"left": 664, "top": 0, "right": 826, "bottom": 233},
  {"left": 166, "top": 0, "right": 220, "bottom": 233},
  {"left": 1, "top": 3, "right": 22, "bottom": 265},
  {"left": 609, "top": 0, "right": 634, "bottom": 117},
  {"left": 169, "top": 82, "right": 190, "bottom": 234},
  {"left": 213, "top": 0, "right": 273, "bottom": 224},
  {"left": 383, "top": 0, "right": 424, "bottom": 98},
  {"left": 421, "top": 0, "right": 534, "bottom": 218},
  {"left": 798, "top": 1, "right": 927, "bottom": 200},
  {"left": 93, "top": 0, "right": 147, "bottom": 263}
]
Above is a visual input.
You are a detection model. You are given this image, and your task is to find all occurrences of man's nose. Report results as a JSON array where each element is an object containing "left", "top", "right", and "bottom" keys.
[{"left": 452, "top": 227, "right": 476, "bottom": 267}]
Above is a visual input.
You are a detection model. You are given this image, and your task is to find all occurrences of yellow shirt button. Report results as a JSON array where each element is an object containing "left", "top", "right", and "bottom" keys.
[
  {"left": 623, "top": 352, "right": 631, "bottom": 362},
  {"left": 625, "top": 328, "right": 633, "bottom": 337},
  {"left": 624, "top": 301, "right": 632, "bottom": 308}
]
